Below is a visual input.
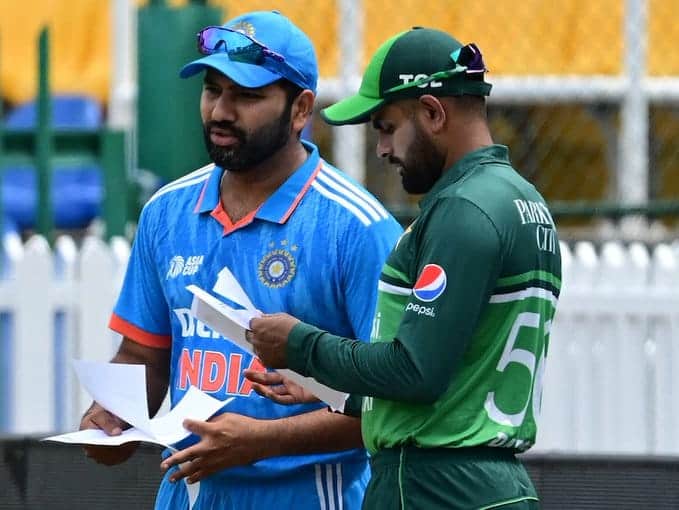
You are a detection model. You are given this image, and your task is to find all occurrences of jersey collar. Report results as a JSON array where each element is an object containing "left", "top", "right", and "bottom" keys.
[
  {"left": 194, "top": 141, "right": 322, "bottom": 234},
  {"left": 419, "top": 144, "right": 511, "bottom": 210}
]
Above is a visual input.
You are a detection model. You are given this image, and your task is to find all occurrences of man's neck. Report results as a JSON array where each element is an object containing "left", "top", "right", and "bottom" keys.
[
  {"left": 219, "top": 140, "right": 308, "bottom": 223},
  {"left": 442, "top": 121, "right": 493, "bottom": 172}
]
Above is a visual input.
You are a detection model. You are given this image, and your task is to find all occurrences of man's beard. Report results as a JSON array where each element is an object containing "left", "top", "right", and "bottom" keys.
[
  {"left": 203, "top": 105, "right": 292, "bottom": 172},
  {"left": 391, "top": 121, "right": 446, "bottom": 194}
]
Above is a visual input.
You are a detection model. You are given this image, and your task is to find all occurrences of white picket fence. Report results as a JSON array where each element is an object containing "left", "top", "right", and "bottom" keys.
[
  {"left": 0, "top": 233, "right": 129, "bottom": 435},
  {"left": 2, "top": 234, "right": 679, "bottom": 456}
]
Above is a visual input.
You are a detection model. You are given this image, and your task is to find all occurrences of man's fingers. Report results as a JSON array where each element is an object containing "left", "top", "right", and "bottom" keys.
[
  {"left": 168, "top": 458, "right": 200, "bottom": 482},
  {"left": 249, "top": 316, "right": 262, "bottom": 331},
  {"left": 182, "top": 418, "right": 211, "bottom": 435},
  {"left": 161, "top": 446, "right": 197, "bottom": 471},
  {"left": 88, "top": 412, "right": 124, "bottom": 436},
  {"left": 251, "top": 383, "right": 296, "bottom": 404},
  {"left": 250, "top": 382, "right": 280, "bottom": 401},
  {"left": 242, "top": 369, "right": 284, "bottom": 386},
  {"left": 186, "top": 468, "right": 207, "bottom": 485}
]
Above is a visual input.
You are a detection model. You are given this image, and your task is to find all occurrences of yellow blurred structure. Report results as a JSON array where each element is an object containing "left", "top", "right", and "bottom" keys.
[
  {"left": 0, "top": 0, "right": 110, "bottom": 105},
  {"left": 2, "top": 0, "right": 678, "bottom": 105},
  {"left": 1, "top": 0, "right": 678, "bottom": 218}
]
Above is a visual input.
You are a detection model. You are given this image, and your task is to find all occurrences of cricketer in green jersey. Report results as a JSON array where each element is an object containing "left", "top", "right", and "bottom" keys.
[{"left": 248, "top": 27, "right": 562, "bottom": 510}]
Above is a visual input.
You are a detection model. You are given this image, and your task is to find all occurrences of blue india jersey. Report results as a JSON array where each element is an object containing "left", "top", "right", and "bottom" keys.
[{"left": 110, "top": 141, "right": 402, "bottom": 481}]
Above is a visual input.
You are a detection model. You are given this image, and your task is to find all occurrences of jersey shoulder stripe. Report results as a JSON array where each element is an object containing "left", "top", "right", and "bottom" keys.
[
  {"left": 378, "top": 280, "right": 412, "bottom": 296},
  {"left": 493, "top": 270, "right": 561, "bottom": 301},
  {"left": 381, "top": 263, "right": 411, "bottom": 285},
  {"left": 146, "top": 164, "right": 214, "bottom": 206},
  {"left": 316, "top": 170, "right": 381, "bottom": 222},
  {"left": 489, "top": 287, "right": 559, "bottom": 308},
  {"left": 319, "top": 165, "right": 390, "bottom": 220},
  {"left": 496, "top": 270, "right": 562, "bottom": 291},
  {"left": 311, "top": 180, "right": 372, "bottom": 226}
]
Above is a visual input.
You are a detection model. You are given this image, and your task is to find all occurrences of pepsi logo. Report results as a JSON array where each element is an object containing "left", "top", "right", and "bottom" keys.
[{"left": 412, "top": 264, "right": 447, "bottom": 302}]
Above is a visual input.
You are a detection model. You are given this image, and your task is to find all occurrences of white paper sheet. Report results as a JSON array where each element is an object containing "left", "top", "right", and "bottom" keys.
[
  {"left": 44, "top": 362, "right": 230, "bottom": 447},
  {"left": 187, "top": 284, "right": 349, "bottom": 412},
  {"left": 72, "top": 360, "right": 153, "bottom": 436},
  {"left": 213, "top": 266, "right": 257, "bottom": 311}
]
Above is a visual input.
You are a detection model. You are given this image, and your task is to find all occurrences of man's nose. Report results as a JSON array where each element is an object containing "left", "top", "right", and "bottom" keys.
[
  {"left": 376, "top": 136, "right": 392, "bottom": 159},
  {"left": 211, "top": 94, "right": 237, "bottom": 123}
]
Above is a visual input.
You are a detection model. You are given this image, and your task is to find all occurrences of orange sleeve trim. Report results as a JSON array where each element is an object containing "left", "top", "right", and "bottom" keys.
[{"left": 109, "top": 313, "right": 172, "bottom": 349}]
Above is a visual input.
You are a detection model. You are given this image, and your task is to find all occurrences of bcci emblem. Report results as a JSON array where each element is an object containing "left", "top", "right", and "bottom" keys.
[
  {"left": 258, "top": 249, "right": 296, "bottom": 288},
  {"left": 229, "top": 21, "right": 256, "bottom": 38}
]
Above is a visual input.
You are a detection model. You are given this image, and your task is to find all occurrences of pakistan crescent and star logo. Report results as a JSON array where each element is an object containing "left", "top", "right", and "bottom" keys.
[{"left": 258, "top": 240, "right": 298, "bottom": 288}]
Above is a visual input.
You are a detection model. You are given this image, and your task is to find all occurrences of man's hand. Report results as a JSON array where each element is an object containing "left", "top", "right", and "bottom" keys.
[
  {"left": 248, "top": 313, "right": 300, "bottom": 368},
  {"left": 79, "top": 402, "right": 138, "bottom": 465},
  {"left": 160, "top": 413, "right": 269, "bottom": 484},
  {"left": 243, "top": 369, "right": 319, "bottom": 405}
]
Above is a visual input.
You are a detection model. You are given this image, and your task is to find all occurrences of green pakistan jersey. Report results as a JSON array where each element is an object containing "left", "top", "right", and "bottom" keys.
[{"left": 287, "top": 144, "right": 562, "bottom": 455}]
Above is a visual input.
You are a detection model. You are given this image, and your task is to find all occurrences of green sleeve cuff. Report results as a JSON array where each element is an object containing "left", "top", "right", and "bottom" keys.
[{"left": 286, "top": 321, "right": 321, "bottom": 375}]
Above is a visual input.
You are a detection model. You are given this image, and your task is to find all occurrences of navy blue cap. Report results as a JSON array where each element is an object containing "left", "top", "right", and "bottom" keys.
[{"left": 180, "top": 10, "right": 318, "bottom": 93}]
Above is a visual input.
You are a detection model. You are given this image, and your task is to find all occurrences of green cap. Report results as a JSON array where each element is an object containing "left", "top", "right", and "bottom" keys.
[{"left": 322, "top": 27, "right": 492, "bottom": 126}]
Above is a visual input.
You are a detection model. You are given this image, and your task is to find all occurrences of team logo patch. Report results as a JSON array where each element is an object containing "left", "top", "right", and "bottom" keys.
[
  {"left": 166, "top": 255, "right": 204, "bottom": 279},
  {"left": 167, "top": 256, "right": 185, "bottom": 279},
  {"left": 258, "top": 249, "right": 296, "bottom": 288},
  {"left": 412, "top": 264, "right": 447, "bottom": 302},
  {"left": 229, "top": 21, "right": 256, "bottom": 38}
]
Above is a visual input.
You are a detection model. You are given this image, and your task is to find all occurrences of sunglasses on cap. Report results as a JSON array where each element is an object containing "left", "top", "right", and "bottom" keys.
[
  {"left": 384, "top": 43, "right": 490, "bottom": 96},
  {"left": 196, "top": 26, "right": 309, "bottom": 89}
]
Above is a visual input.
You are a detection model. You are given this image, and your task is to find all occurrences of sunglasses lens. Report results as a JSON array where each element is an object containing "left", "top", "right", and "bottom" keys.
[
  {"left": 198, "top": 27, "right": 262, "bottom": 58},
  {"left": 194, "top": 26, "right": 307, "bottom": 89},
  {"left": 198, "top": 28, "right": 222, "bottom": 54},
  {"left": 453, "top": 43, "right": 487, "bottom": 74}
]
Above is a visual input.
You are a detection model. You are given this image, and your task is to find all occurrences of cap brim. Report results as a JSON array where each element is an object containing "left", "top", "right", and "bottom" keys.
[
  {"left": 320, "top": 93, "right": 385, "bottom": 126},
  {"left": 180, "top": 54, "right": 282, "bottom": 88}
]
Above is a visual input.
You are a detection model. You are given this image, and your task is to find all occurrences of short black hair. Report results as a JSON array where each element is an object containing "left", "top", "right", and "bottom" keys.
[
  {"left": 277, "top": 79, "right": 304, "bottom": 107},
  {"left": 451, "top": 94, "right": 486, "bottom": 117},
  {"left": 277, "top": 79, "right": 306, "bottom": 139}
]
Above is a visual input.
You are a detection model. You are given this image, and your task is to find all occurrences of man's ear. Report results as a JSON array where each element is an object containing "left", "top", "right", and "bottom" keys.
[
  {"left": 417, "top": 94, "right": 446, "bottom": 134},
  {"left": 291, "top": 90, "right": 315, "bottom": 134}
]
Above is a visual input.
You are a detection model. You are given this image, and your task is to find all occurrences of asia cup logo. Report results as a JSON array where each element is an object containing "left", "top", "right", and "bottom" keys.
[
  {"left": 412, "top": 264, "right": 447, "bottom": 302},
  {"left": 167, "top": 256, "right": 185, "bottom": 279}
]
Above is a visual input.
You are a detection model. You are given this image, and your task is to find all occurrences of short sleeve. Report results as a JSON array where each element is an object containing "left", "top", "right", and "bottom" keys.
[{"left": 109, "top": 203, "right": 171, "bottom": 348}]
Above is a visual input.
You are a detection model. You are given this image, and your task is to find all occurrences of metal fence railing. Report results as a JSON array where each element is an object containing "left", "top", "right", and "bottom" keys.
[{"left": 3, "top": 440, "right": 679, "bottom": 509}]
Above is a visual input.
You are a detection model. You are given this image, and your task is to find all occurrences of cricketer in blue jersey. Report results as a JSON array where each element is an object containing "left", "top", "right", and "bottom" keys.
[{"left": 79, "top": 10, "right": 402, "bottom": 510}]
